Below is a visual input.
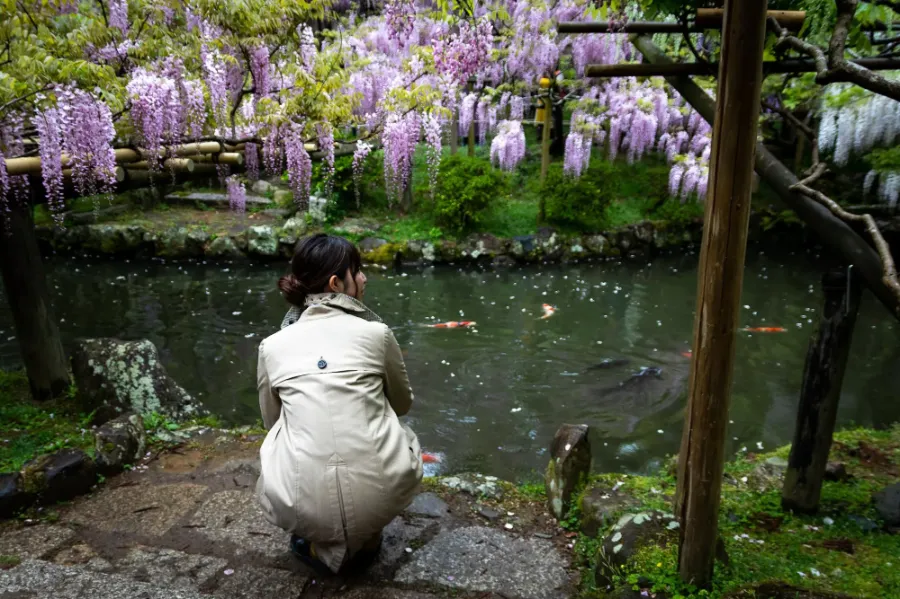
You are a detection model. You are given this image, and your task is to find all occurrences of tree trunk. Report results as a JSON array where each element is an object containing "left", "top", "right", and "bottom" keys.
[
  {"left": 630, "top": 34, "right": 900, "bottom": 321},
  {"left": 675, "top": 0, "right": 768, "bottom": 588},
  {"left": 0, "top": 205, "right": 70, "bottom": 401},
  {"left": 450, "top": 109, "right": 459, "bottom": 155},
  {"left": 782, "top": 268, "right": 861, "bottom": 513},
  {"left": 551, "top": 100, "right": 564, "bottom": 156}
]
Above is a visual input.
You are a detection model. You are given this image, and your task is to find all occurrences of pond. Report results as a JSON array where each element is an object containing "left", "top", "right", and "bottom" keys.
[{"left": 1, "top": 249, "right": 899, "bottom": 481}]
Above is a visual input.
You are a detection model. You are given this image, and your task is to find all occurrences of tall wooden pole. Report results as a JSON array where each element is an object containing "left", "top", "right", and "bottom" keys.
[
  {"left": 450, "top": 109, "right": 459, "bottom": 155},
  {"left": 675, "top": 0, "right": 768, "bottom": 588},
  {"left": 0, "top": 204, "right": 70, "bottom": 401},
  {"left": 782, "top": 268, "right": 861, "bottom": 513},
  {"left": 467, "top": 79, "right": 476, "bottom": 157}
]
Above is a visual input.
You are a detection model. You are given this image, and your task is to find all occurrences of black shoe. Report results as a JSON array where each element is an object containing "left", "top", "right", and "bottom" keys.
[
  {"left": 290, "top": 535, "right": 331, "bottom": 575},
  {"left": 344, "top": 537, "right": 383, "bottom": 572}
]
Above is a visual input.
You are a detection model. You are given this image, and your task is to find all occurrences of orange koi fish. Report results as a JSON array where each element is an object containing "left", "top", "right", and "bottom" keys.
[
  {"left": 742, "top": 327, "right": 786, "bottom": 333},
  {"left": 681, "top": 350, "right": 693, "bottom": 358},
  {"left": 422, "top": 452, "right": 442, "bottom": 464},
  {"left": 540, "top": 304, "right": 557, "bottom": 319},
  {"left": 427, "top": 321, "right": 476, "bottom": 329}
]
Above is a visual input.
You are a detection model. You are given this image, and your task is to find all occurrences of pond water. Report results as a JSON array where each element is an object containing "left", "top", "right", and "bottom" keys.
[{"left": 2, "top": 249, "right": 899, "bottom": 481}]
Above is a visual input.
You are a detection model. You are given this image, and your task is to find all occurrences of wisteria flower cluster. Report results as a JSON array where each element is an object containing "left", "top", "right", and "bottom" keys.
[
  {"left": 432, "top": 18, "right": 493, "bottom": 86},
  {"left": 56, "top": 87, "right": 117, "bottom": 199},
  {"left": 352, "top": 140, "right": 374, "bottom": 209},
  {"left": 245, "top": 142, "right": 260, "bottom": 181},
  {"left": 250, "top": 46, "right": 271, "bottom": 100},
  {"left": 284, "top": 127, "right": 313, "bottom": 209},
  {"left": 33, "top": 108, "right": 65, "bottom": 226},
  {"left": 383, "top": 111, "right": 420, "bottom": 205},
  {"left": 490, "top": 120, "right": 526, "bottom": 172},
  {"left": 384, "top": 0, "right": 416, "bottom": 43},
  {"left": 226, "top": 175, "right": 246, "bottom": 213}
]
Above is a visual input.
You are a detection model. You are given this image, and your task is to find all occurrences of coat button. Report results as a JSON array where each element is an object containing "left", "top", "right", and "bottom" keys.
[{"left": 317, "top": 358, "right": 327, "bottom": 369}]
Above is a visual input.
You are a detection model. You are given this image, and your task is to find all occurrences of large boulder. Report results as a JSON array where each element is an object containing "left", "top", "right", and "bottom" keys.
[
  {"left": 874, "top": 482, "right": 900, "bottom": 529},
  {"left": 277, "top": 216, "right": 308, "bottom": 247},
  {"left": 545, "top": 424, "right": 592, "bottom": 520},
  {"left": 205, "top": 235, "right": 244, "bottom": 259},
  {"left": 579, "top": 485, "right": 640, "bottom": 537},
  {"left": 20, "top": 449, "right": 96, "bottom": 503},
  {"left": 71, "top": 338, "right": 203, "bottom": 422},
  {"left": 94, "top": 414, "right": 147, "bottom": 474},
  {"left": 83, "top": 224, "right": 146, "bottom": 255},
  {"left": 247, "top": 226, "right": 278, "bottom": 257}
]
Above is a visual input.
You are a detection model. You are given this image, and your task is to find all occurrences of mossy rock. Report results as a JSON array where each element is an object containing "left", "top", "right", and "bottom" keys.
[
  {"left": 361, "top": 241, "right": 404, "bottom": 264},
  {"left": 20, "top": 449, "right": 96, "bottom": 503},
  {"left": 247, "top": 226, "right": 278, "bottom": 258}
]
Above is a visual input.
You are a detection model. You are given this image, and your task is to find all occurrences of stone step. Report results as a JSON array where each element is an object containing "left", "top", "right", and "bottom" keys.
[{"left": 165, "top": 192, "right": 273, "bottom": 206}]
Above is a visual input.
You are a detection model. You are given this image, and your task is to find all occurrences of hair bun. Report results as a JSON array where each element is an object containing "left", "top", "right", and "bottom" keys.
[{"left": 278, "top": 273, "right": 308, "bottom": 307}]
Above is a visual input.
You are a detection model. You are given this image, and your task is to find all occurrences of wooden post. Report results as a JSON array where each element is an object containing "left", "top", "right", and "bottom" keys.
[
  {"left": 675, "top": 0, "right": 768, "bottom": 588},
  {"left": 782, "top": 268, "right": 861, "bottom": 513},
  {"left": 450, "top": 109, "right": 459, "bottom": 155},
  {"left": 467, "top": 79, "right": 476, "bottom": 158},
  {"left": 540, "top": 90, "right": 552, "bottom": 183},
  {"left": 0, "top": 204, "right": 70, "bottom": 401}
]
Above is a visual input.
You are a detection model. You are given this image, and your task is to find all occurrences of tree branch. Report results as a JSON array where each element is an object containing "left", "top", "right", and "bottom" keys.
[
  {"left": 770, "top": 3, "right": 900, "bottom": 102},
  {"left": 791, "top": 164, "right": 900, "bottom": 301}
]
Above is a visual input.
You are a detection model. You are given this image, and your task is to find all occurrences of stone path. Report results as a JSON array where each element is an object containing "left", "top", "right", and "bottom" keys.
[{"left": 0, "top": 439, "right": 576, "bottom": 598}]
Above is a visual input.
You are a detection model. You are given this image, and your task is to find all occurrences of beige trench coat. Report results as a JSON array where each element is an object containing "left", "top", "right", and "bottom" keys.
[{"left": 255, "top": 293, "right": 423, "bottom": 572}]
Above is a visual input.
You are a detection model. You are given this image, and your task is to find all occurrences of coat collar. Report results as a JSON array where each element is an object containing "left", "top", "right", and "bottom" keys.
[{"left": 280, "top": 293, "right": 382, "bottom": 329}]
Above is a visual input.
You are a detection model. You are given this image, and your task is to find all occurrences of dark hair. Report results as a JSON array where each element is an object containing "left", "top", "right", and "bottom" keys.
[{"left": 278, "top": 233, "right": 362, "bottom": 307}]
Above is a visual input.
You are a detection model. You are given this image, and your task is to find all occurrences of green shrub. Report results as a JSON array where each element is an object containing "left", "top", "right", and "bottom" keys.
[
  {"left": 434, "top": 154, "right": 508, "bottom": 234},
  {"left": 542, "top": 161, "right": 616, "bottom": 232}
]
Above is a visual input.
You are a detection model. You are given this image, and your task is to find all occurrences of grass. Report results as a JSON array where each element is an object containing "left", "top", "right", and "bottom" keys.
[
  {"left": 0, "top": 370, "right": 95, "bottom": 472},
  {"left": 571, "top": 426, "right": 900, "bottom": 599}
]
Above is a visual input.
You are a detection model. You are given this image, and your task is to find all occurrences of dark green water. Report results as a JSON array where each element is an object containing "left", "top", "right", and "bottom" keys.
[{"left": 2, "top": 249, "right": 898, "bottom": 481}]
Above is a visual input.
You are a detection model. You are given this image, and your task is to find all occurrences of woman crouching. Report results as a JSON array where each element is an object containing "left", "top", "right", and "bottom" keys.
[{"left": 255, "top": 233, "right": 423, "bottom": 573}]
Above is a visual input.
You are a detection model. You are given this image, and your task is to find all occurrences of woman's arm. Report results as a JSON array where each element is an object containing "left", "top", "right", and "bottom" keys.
[
  {"left": 383, "top": 325, "right": 413, "bottom": 416},
  {"left": 257, "top": 341, "right": 282, "bottom": 429}
]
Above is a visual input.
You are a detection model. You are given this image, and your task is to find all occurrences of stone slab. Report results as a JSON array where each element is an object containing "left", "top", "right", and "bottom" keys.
[
  {"left": 371, "top": 516, "right": 439, "bottom": 578},
  {"left": 337, "top": 588, "right": 442, "bottom": 599},
  {"left": 394, "top": 526, "right": 569, "bottom": 599},
  {"left": 188, "top": 490, "right": 290, "bottom": 559},
  {"left": 0, "top": 525, "right": 75, "bottom": 560},
  {"left": 65, "top": 483, "right": 208, "bottom": 537},
  {"left": 0, "top": 559, "right": 209, "bottom": 599},
  {"left": 405, "top": 493, "right": 449, "bottom": 519},
  {"left": 87, "top": 546, "right": 227, "bottom": 591},
  {"left": 165, "top": 193, "right": 271, "bottom": 206},
  {"left": 213, "top": 565, "right": 308, "bottom": 599}
]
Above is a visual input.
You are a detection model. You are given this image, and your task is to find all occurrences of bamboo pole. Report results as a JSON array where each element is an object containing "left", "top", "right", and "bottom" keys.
[
  {"left": 126, "top": 158, "right": 196, "bottom": 172},
  {"left": 190, "top": 152, "right": 244, "bottom": 166},
  {"left": 675, "top": 0, "right": 768, "bottom": 588},
  {"left": 782, "top": 268, "right": 861, "bottom": 513},
  {"left": 584, "top": 57, "right": 900, "bottom": 78}
]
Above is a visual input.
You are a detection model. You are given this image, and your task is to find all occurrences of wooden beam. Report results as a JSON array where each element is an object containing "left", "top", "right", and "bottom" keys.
[
  {"left": 559, "top": 21, "right": 687, "bottom": 34},
  {"left": 782, "top": 268, "right": 862, "bottom": 514},
  {"left": 584, "top": 57, "right": 900, "bottom": 78},
  {"left": 561, "top": 18, "right": 895, "bottom": 35},
  {"left": 675, "top": 0, "right": 768, "bottom": 588},
  {"left": 696, "top": 8, "right": 805, "bottom": 30},
  {"left": 630, "top": 33, "right": 900, "bottom": 320}
]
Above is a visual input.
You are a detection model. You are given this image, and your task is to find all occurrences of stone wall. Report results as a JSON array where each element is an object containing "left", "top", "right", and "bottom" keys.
[{"left": 35, "top": 213, "right": 806, "bottom": 266}]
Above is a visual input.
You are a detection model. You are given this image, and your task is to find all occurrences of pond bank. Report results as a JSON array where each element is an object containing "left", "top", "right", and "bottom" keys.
[{"left": 33, "top": 207, "right": 808, "bottom": 265}]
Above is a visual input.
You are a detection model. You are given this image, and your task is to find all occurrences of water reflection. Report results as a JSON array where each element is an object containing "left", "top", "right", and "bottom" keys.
[{"left": 1, "top": 249, "right": 898, "bottom": 481}]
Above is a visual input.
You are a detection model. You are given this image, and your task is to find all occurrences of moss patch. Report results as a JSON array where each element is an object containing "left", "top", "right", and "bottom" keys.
[
  {"left": 573, "top": 426, "right": 900, "bottom": 599},
  {"left": 0, "top": 370, "right": 95, "bottom": 472}
]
